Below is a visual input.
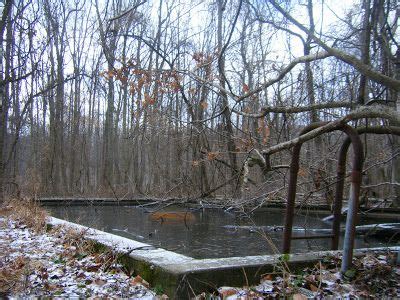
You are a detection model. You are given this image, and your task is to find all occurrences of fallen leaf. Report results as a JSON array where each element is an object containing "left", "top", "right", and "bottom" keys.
[
  {"left": 141, "top": 278, "right": 149, "bottom": 288},
  {"left": 310, "top": 284, "right": 319, "bottom": 292},
  {"left": 94, "top": 278, "right": 107, "bottom": 286},
  {"left": 218, "top": 286, "right": 237, "bottom": 297},
  {"left": 293, "top": 293, "right": 308, "bottom": 300},
  {"left": 85, "top": 264, "right": 101, "bottom": 272},
  {"left": 131, "top": 275, "right": 143, "bottom": 285},
  {"left": 262, "top": 274, "right": 273, "bottom": 281}
]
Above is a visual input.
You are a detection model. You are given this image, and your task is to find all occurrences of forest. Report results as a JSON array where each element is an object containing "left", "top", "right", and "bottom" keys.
[{"left": 0, "top": 0, "right": 399, "bottom": 207}]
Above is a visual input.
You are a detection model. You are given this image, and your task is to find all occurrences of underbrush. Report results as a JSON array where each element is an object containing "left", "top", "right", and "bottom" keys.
[
  {"left": 0, "top": 199, "right": 133, "bottom": 297},
  {"left": 1, "top": 196, "right": 109, "bottom": 259},
  {"left": 50, "top": 224, "right": 121, "bottom": 271},
  {"left": 2, "top": 197, "right": 48, "bottom": 232}
]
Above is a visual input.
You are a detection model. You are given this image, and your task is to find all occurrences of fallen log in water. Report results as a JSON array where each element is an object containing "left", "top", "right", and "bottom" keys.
[
  {"left": 223, "top": 223, "right": 400, "bottom": 239},
  {"left": 354, "top": 223, "right": 400, "bottom": 238},
  {"left": 149, "top": 211, "right": 196, "bottom": 224}
]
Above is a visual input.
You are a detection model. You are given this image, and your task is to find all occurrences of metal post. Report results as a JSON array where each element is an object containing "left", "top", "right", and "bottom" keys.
[
  {"left": 283, "top": 124, "right": 400, "bottom": 273},
  {"left": 282, "top": 145, "right": 301, "bottom": 253},
  {"left": 331, "top": 151, "right": 346, "bottom": 250},
  {"left": 339, "top": 126, "right": 400, "bottom": 271},
  {"left": 282, "top": 123, "right": 363, "bottom": 274},
  {"left": 338, "top": 128, "right": 363, "bottom": 273},
  {"left": 282, "top": 122, "right": 327, "bottom": 254}
]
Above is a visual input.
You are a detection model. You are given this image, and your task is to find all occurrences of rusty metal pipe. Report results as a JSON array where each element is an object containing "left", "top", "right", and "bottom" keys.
[
  {"left": 282, "top": 143, "right": 301, "bottom": 253},
  {"left": 333, "top": 126, "right": 400, "bottom": 250},
  {"left": 337, "top": 127, "right": 363, "bottom": 273},
  {"left": 282, "top": 124, "right": 363, "bottom": 259},
  {"left": 282, "top": 122, "right": 329, "bottom": 254},
  {"left": 331, "top": 139, "right": 350, "bottom": 250},
  {"left": 337, "top": 126, "right": 400, "bottom": 272},
  {"left": 282, "top": 123, "right": 400, "bottom": 273}
]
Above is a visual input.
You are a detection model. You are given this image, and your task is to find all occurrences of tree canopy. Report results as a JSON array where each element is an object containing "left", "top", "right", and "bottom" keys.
[{"left": 0, "top": 0, "right": 399, "bottom": 206}]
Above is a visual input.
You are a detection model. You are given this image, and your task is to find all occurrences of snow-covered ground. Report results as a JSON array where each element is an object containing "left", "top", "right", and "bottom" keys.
[{"left": 0, "top": 217, "right": 159, "bottom": 298}]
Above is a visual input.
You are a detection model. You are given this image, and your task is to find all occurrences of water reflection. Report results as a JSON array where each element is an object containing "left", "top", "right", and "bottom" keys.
[{"left": 48, "top": 205, "right": 392, "bottom": 259}]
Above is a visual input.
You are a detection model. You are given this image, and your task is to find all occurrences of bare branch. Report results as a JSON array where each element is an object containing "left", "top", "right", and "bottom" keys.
[
  {"left": 199, "top": 176, "right": 237, "bottom": 198},
  {"left": 253, "top": 16, "right": 305, "bottom": 44},
  {"left": 108, "top": 1, "right": 146, "bottom": 23},
  {"left": 218, "top": 0, "right": 243, "bottom": 95},
  {"left": 263, "top": 105, "right": 400, "bottom": 155},
  {"left": 232, "top": 100, "right": 355, "bottom": 118},
  {"left": 0, "top": 0, "right": 13, "bottom": 37},
  {"left": 237, "top": 51, "right": 332, "bottom": 102},
  {"left": 183, "top": 51, "right": 332, "bottom": 104},
  {"left": 362, "top": 182, "right": 400, "bottom": 188},
  {"left": 269, "top": 0, "right": 400, "bottom": 91}
]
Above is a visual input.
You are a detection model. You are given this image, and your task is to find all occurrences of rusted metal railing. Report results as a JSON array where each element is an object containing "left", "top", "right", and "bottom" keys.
[
  {"left": 337, "top": 126, "right": 400, "bottom": 271},
  {"left": 282, "top": 122, "right": 363, "bottom": 273}
]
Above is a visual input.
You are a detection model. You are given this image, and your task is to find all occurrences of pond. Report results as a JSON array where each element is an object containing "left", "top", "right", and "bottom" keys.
[{"left": 48, "top": 205, "right": 398, "bottom": 259}]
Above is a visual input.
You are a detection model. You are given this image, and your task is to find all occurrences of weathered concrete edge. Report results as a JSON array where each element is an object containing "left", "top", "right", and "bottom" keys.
[
  {"left": 49, "top": 217, "right": 400, "bottom": 297},
  {"left": 49, "top": 217, "right": 400, "bottom": 274},
  {"left": 49, "top": 217, "right": 195, "bottom": 267}
]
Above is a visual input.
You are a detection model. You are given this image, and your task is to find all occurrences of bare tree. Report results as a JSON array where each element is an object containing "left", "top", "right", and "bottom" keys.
[{"left": 0, "top": 0, "right": 13, "bottom": 203}]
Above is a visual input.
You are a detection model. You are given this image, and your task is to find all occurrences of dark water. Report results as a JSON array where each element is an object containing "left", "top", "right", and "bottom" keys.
[{"left": 48, "top": 205, "right": 396, "bottom": 259}]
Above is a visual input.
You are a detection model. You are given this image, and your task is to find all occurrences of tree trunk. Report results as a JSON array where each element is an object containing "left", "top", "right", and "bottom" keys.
[
  {"left": 357, "top": 0, "right": 371, "bottom": 105},
  {"left": 0, "top": 0, "right": 13, "bottom": 204},
  {"left": 217, "top": 0, "right": 239, "bottom": 197},
  {"left": 391, "top": 49, "right": 400, "bottom": 206}
]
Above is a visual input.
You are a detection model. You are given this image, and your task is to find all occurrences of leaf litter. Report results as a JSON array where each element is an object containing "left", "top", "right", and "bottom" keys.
[
  {"left": 0, "top": 216, "right": 162, "bottom": 298},
  {"left": 196, "top": 251, "right": 400, "bottom": 299}
]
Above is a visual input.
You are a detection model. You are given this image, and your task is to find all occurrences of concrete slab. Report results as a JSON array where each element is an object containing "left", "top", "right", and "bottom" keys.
[
  {"left": 48, "top": 217, "right": 400, "bottom": 299},
  {"left": 50, "top": 217, "right": 194, "bottom": 266},
  {"left": 40, "top": 197, "right": 158, "bottom": 206}
]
